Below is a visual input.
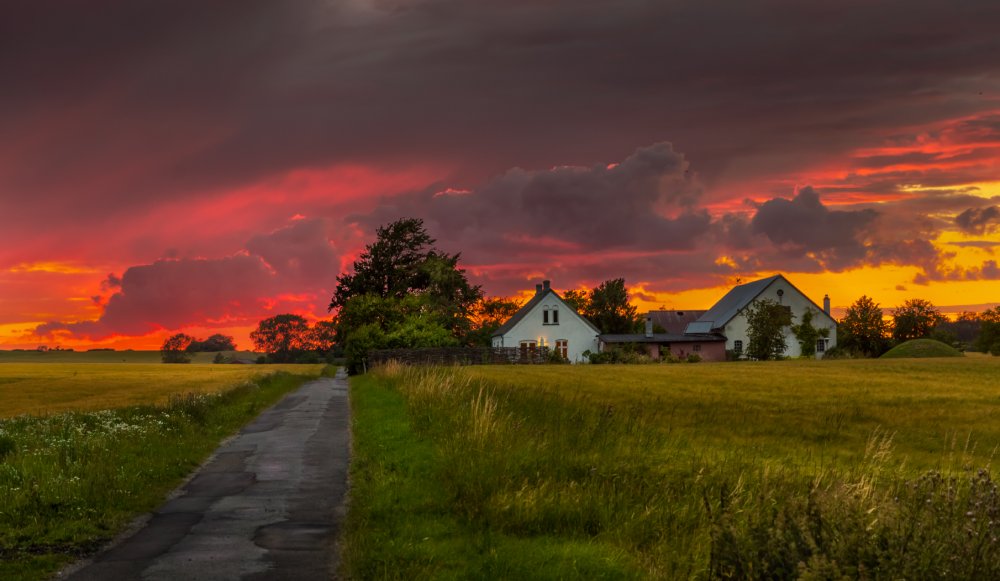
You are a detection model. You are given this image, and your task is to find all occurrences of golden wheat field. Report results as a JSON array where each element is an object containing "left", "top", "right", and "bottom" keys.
[
  {"left": 460, "top": 356, "right": 1000, "bottom": 470},
  {"left": 0, "top": 363, "right": 325, "bottom": 417}
]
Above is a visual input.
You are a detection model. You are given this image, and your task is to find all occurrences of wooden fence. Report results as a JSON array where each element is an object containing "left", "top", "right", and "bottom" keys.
[{"left": 368, "top": 346, "right": 551, "bottom": 367}]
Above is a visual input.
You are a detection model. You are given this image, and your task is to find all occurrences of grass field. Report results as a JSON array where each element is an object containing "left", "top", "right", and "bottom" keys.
[
  {"left": 0, "top": 349, "right": 260, "bottom": 364},
  {"left": 0, "top": 363, "right": 324, "bottom": 417},
  {"left": 347, "top": 357, "right": 1000, "bottom": 579},
  {"left": 0, "top": 362, "right": 325, "bottom": 580}
]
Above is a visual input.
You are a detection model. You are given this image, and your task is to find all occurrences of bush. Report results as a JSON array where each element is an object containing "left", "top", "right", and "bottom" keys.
[
  {"left": 295, "top": 351, "right": 322, "bottom": 364},
  {"left": 585, "top": 348, "right": 653, "bottom": 364},
  {"left": 821, "top": 346, "right": 860, "bottom": 360},
  {"left": 686, "top": 353, "right": 702, "bottom": 363},
  {"left": 547, "top": 348, "right": 568, "bottom": 364}
]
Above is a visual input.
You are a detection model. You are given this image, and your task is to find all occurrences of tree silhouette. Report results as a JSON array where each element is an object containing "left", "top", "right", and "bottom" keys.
[
  {"left": 839, "top": 295, "right": 890, "bottom": 357},
  {"left": 251, "top": 314, "right": 312, "bottom": 363},
  {"left": 892, "top": 299, "right": 945, "bottom": 343},
  {"left": 161, "top": 333, "right": 194, "bottom": 363}
]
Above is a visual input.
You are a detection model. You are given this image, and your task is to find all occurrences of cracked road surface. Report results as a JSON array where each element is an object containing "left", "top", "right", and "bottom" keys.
[{"left": 65, "top": 371, "right": 350, "bottom": 581}]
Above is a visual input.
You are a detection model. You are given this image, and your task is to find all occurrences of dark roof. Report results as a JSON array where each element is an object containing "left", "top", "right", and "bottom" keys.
[
  {"left": 648, "top": 310, "right": 707, "bottom": 334},
  {"left": 600, "top": 333, "right": 725, "bottom": 344},
  {"left": 492, "top": 288, "right": 601, "bottom": 337},
  {"left": 685, "top": 275, "right": 781, "bottom": 333}
]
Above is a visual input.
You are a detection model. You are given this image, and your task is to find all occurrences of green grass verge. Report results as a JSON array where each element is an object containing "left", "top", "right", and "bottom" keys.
[
  {"left": 344, "top": 373, "right": 641, "bottom": 580},
  {"left": 346, "top": 359, "right": 1000, "bottom": 579},
  {"left": 881, "top": 338, "right": 964, "bottom": 358},
  {"left": 0, "top": 369, "right": 320, "bottom": 581}
]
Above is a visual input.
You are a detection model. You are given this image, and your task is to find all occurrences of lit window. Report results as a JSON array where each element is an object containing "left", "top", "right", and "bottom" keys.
[
  {"left": 734, "top": 340, "right": 743, "bottom": 354},
  {"left": 556, "top": 339, "right": 568, "bottom": 358}
]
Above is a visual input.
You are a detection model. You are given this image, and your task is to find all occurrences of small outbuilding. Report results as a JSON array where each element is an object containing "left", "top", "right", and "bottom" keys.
[{"left": 599, "top": 313, "right": 727, "bottom": 361}]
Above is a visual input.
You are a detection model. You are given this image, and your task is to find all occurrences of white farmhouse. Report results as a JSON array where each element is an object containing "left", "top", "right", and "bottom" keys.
[
  {"left": 491, "top": 280, "right": 600, "bottom": 363},
  {"left": 684, "top": 274, "right": 838, "bottom": 358}
]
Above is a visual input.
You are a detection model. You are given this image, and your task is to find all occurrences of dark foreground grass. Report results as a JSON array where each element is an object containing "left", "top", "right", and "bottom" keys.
[
  {"left": 0, "top": 369, "right": 320, "bottom": 581},
  {"left": 347, "top": 360, "right": 1000, "bottom": 579}
]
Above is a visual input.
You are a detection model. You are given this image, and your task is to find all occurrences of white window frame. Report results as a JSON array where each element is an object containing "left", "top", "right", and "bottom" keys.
[{"left": 555, "top": 339, "right": 568, "bottom": 358}]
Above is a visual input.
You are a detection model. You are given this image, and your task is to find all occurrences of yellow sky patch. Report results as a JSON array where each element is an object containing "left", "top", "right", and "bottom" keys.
[
  {"left": 8, "top": 261, "right": 99, "bottom": 275},
  {"left": 900, "top": 181, "right": 1000, "bottom": 200}
]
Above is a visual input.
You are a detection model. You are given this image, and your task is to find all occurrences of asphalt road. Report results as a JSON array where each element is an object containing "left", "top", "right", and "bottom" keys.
[{"left": 63, "top": 371, "right": 350, "bottom": 581}]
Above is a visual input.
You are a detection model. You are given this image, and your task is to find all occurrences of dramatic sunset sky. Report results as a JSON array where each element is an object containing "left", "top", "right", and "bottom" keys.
[{"left": 2, "top": 0, "right": 1000, "bottom": 350}]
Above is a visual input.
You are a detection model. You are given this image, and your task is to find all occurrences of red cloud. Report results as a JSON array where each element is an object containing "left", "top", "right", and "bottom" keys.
[{"left": 36, "top": 219, "right": 339, "bottom": 340}]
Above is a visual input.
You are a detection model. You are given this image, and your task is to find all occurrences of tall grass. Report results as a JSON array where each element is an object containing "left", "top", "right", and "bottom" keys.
[
  {"left": 0, "top": 371, "right": 317, "bottom": 581},
  {"left": 351, "top": 361, "right": 1000, "bottom": 579}
]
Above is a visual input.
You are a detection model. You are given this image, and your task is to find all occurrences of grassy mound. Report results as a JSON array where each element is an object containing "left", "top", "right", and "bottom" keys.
[{"left": 881, "top": 338, "right": 963, "bottom": 359}]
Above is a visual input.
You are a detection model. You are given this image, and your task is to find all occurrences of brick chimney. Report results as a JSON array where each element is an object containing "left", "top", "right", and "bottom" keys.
[
  {"left": 535, "top": 283, "right": 543, "bottom": 295},
  {"left": 645, "top": 314, "right": 653, "bottom": 338},
  {"left": 823, "top": 294, "right": 831, "bottom": 315},
  {"left": 543, "top": 280, "right": 551, "bottom": 291}
]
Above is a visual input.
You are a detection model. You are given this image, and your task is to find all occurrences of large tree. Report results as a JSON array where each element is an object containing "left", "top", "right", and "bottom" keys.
[
  {"left": 330, "top": 218, "right": 463, "bottom": 310},
  {"left": 891, "top": 298, "right": 946, "bottom": 343},
  {"left": 329, "top": 218, "right": 483, "bottom": 372},
  {"left": 975, "top": 307, "right": 1000, "bottom": 355},
  {"left": 561, "top": 289, "right": 590, "bottom": 314},
  {"left": 309, "top": 320, "right": 338, "bottom": 354},
  {"left": 744, "top": 299, "right": 793, "bottom": 360},
  {"left": 329, "top": 218, "right": 481, "bottom": 336},
  {"left": 839, "top": 295, "right": 890, "bottom": 357},
  {"left": 584, "top": 278, "right": 638, "bottom": 334},
  {"left": 251, "top": 314, "right": 312, "bottom": 363},
  {"left": 187, "top": 333, "right": 237, "bottom": 352},
  {"left": 938, "top": 311, "right": 983, "bottom": 347},
  {"left": 161, "top": 333, "right": 194, "bottom": 363},
  {"left": 466, "top": 296, "right": 524, "bottom": 346}
]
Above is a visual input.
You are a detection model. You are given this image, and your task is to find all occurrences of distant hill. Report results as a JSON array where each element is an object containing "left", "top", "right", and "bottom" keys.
[{"left": 880, "top": 338, "right": 963, "bottom": 359}]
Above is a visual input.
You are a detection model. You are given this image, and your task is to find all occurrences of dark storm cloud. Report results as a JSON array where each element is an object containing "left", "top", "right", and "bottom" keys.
[
  {"left": 4, "top": 0, "right": 1000, "bottom": 233},
  {"left": 246, "top": 219, "right": 340, "bottom": 286},
  {"left": 750, "top": 187, "right": 878, "bottom": 267},
  {"left": 36, "top": 219, "right": 337, "bottom": 339},
  {"left": 6, "top": 0, "right": 1000, "bottom": 335},
  {"left": 956, "top": 206, "right": 1000, "bottom": 234},
  {"left": 914, "top": 260, "right": 1000, "bottom": 284},
  {"left": 361, "top": 142, "right": 712, "bottom": 255}
]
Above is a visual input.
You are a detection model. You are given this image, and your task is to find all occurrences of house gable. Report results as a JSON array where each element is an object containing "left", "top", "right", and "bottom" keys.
[
  {"left": 685, "top": 274, "right": 837, "bottom": 332},
  {"left": 688, "top": 274, "right": 838, "bottom": 358},
  {"left": 493, "top": 290, "right": 600, "bottom": 338},
  {"left": 492, "top": 282, "right": 601, "bottom": 362}
]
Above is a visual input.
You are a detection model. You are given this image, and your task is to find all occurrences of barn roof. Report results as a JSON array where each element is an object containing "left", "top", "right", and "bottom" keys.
[
  {"left": 684, "top": 275, "right": 782, "bottom": 333},
  {"left": 648, "top": 310, "right": 707, "bottom": 334}
]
